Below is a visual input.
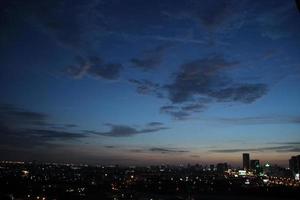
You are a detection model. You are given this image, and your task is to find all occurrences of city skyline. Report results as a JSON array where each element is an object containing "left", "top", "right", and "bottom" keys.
[{"left": 1, "top": 0, "right": 300, "bottom": 167}]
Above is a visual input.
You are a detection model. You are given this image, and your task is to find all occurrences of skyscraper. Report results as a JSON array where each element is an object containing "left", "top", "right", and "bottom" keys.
[
  {"left": 289, "top": 155, "right": 300, "bottom": 173},
  {"left": 243, "top": 153, "right": 250, "bottom": 170}
]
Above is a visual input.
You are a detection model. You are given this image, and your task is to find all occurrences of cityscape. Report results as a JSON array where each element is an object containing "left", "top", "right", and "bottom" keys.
[
  {"left": 1, "top": 0, "right": 300, "bottom": 199},
  {"left": 0, "top": 153, "right": 300, "bottom": 199}
]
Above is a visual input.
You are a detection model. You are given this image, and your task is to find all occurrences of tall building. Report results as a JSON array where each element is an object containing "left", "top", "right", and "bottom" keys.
[
  {"left": 216, "top": 163, "right": 228, "bottom": 173},
  {"left": 243, "top": 153, "right": 250, "bottom": 170},
  {"left": 289, "top": 155, "right": 300, "bottom": 173},
  {"left": 250, "top": 159, "right": 260, "bottom": 170}
]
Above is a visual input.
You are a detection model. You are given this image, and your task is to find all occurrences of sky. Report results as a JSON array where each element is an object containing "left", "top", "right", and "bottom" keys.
[{"left": 0, "top": 0, "right": 300, "bottom": 167}]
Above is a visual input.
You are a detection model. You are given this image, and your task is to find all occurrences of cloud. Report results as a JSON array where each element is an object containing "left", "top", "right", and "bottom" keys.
[
  {"left": 0, "top": 124, "right": 86, "bottom": 148},
  {"left": 131, "top": 44, "right": 172, "bottom": 70},
  {"left": 160, "top": 54, "right": 268, "bottom": 119},
  {"left": 64, "top": 124, "right": 78, "bottom": 128},
  {"left": 195, "top": 1, "right": 238, "bottom": 30},
  {"left": 104, "top": 145, "right": 115, "bottom": 149},
  {"left": 0, "top": 103, "right": 86, "bottom": 148},
  {"left": 160, "top": 105, "right": 178, "bottom": 113},
  {"left": 272, "top": 142, "right": 300, "bottom": 145},
  {"left": 1, "top": 0, "right": 103, "bottom": 50},
  {"left": 166, "top": 55, "right": 238, "bottom": 103},
  {"left": 149, "top": 147, "right": 189, "bottom": 153},
  {"left": 65, "top": 56, "right": 123, "bottom": 80},
  {"left": 129, "top": 79, "right": 164, "bottom": 98},
  {"left": 166, "top": 111, "right": 190, "bottom": 120},
  {"left": 254, "top": 1, "right": 299, "bottom": 40},
  {"left": 209, "top": 145, "right": 296, "bottom": 153},
  {"left": 277, "top": 148, "right": 300, "bottom": 153},
  {"left": 165, "top": 55, "right": 267, "bottom": 105},
  {"left": 130, "top": 149, "right": 144, "bottom": 153},
  {"left": 160, "top": 103, "right": 206, "bottom": 120},
  {"left": 86, "top": 123, "right": 168, "bottom": 137},
  {"left": 182, "top": 103, "right": 206, "bottom": 112},
  {"left": 212, "top": 116, "right": 300, "bottom": 125},
  {"left": 147, "top": 122, "right": 164, "bottom": 127},
  {"left": 0, "top": 103, "right": 49, "bottom": 127},
  {"left": 162, "top": 0, "right": 246, "bottom": 33},
  {"left": 129, "top": 147, "right": 189, "bottom": 154},
  {"left": 209, "top": 83, "right": 268, "bottom": 104}
]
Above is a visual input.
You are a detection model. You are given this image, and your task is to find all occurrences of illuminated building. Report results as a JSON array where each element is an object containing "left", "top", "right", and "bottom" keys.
[{"left": 250, "top": 160, "right": 260, "bottom": 170}]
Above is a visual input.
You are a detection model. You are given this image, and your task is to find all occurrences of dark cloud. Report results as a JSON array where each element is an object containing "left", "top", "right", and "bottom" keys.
[
  {"left": 253, "top": 1, "right": 300, "bottom": 40},
  {"left": 162, "top": 0, "right": 245, "bottom": 32},
  {"left": 65, "top": 56, "right": 123, "bottom": 80},
  {"left": 160, "top": 105, "right": 178, "bottom": 113},
  {"left": 209, "top": 145, "right": 296, "bottom": 153},
  {"left": 195, "top": 1, "right": 237, "bottom": 30},
  {"left": 160, "top": 105, "right": 189, "bottom": 120},
  {"left": 0, "top": 103, "right": 86, "bottom": 148},
  {"left": 14, "top": 0, "right": 111, "bottom": 49},
  {"left": 129, "top": 79, "right": 164, "bottom": 98},
  {"left": 0, "top": 103, "right": 49, "bottom": 127},
  {"left": 160, "top": 104, "right": 204, "bottom": 120},
  {"left": 129, "top": 54, "right": 268, "bottom": 120},
  {"left": 104, "top": 145, "right": 115, "bottom": 149},
  {"left": 277, "top": 148, "right": 300, "bottom": 153},
  {"left": 149, "top": 147, "right": 189, "bottom": 153},
  {"left": 271, "top": 142, "right": 300, "bottom": 145},
  {"left": 147, "top": 122, "right": 164, "bottom": 127},
  {"left": 166, "top": 55, "right": 238, "bottom": 103},
  {"left": 209, "top": 83, "right": 268, "bottom": 104},
  {"left": 168, "top": 111, "right": 190, "bottom": 120},
  {"left": 0, "top": 124, "right": 86, "bottom": 148},
  {"left": 212, "top": 116, "right": 300, "bottom": 125},
  {"left": 131, "top": 44, "right": 172, "bottom": 70},
  {"left": 182, "top": 103, "right": 206, "bottom": 112},
  {"left": 1, "top": 0, "right": 87, "bottom": 49},
  {"left": 129, "top": 147, "right": 189, "bottom": 154},
  {"left": 86, "top": 123, "right": 168, "bottom": 137},
  {"left": 129, "top": 149, "right": 144, "bottom": 153},
  {"left": 64, "top": 124, "right": 78, "bottom": 128}
]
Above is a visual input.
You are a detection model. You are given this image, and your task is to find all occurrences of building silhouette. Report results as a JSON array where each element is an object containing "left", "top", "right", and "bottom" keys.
[
  {"left": 243, "top": 153, "right": 250, "bottom": 170},
  {"left": 289, "top": 155, "right": 300, "bottom": 174}
]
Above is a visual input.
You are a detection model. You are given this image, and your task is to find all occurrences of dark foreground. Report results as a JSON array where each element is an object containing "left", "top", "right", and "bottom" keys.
[{"left": 0, "top": 161, "right": 299, "bottom": 200}]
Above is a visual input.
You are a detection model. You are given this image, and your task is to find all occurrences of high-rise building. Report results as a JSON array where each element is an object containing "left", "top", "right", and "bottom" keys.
[
  {"left": 209, "top": 164, "right": 214, "bottom": 171},
  {"left": 216, "top": 163, "right": 228, "bottom": 173},
  {"left": 250, "top": 159, "right": 260, "bottom": 170},
  {"left": 289, "top": 155, "right": 300, "bottom": 173},
  {"left": 243, "top": 153, "right": 250, "bottom": 170}
]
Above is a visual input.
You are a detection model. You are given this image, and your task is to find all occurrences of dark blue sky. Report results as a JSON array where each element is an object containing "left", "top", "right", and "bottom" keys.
[{"left": 0, "top": 0, "right": 300, "bottom": 166}]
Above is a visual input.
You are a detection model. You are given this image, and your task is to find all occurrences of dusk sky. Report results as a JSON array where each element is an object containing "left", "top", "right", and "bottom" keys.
[{"left": 1, "top": 0, "right": 300, "bottom": 167}]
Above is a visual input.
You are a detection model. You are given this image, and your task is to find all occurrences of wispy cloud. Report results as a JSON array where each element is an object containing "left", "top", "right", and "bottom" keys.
[
  {"left": 165, "top": 54, "right": 268, "bottom": 104},
  {"left": 210, "top": 116, "right": 300, "bottom": 125},
  {"left": 65, "top": 56, "right": 123, "bottom": 80},
  {"left": 129, "top": 79, "right": 164, "bottom": 98},
  {"left": 157, "top": 54, "right": 269, "bottom": 119},
  {"left": 129, "top": 147, "right": 189, "bottom": 154},
  {"left": 0, "top": 103, "right": 87, "bottom": 148},
  {"left": 149, "top": 147, "right": 189, "bottom": 153},
  {"left": 209, "top": 145, "right": 298, "bottom": 153},
  {"left": 131, "top": 43, "right": 172, "bottom": 71},
  {"left": 160, "top": 102, "right": 207, "bottom": 120},
  {"left": 86, "top": 122, "right": 168, "bottom": 137}
]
